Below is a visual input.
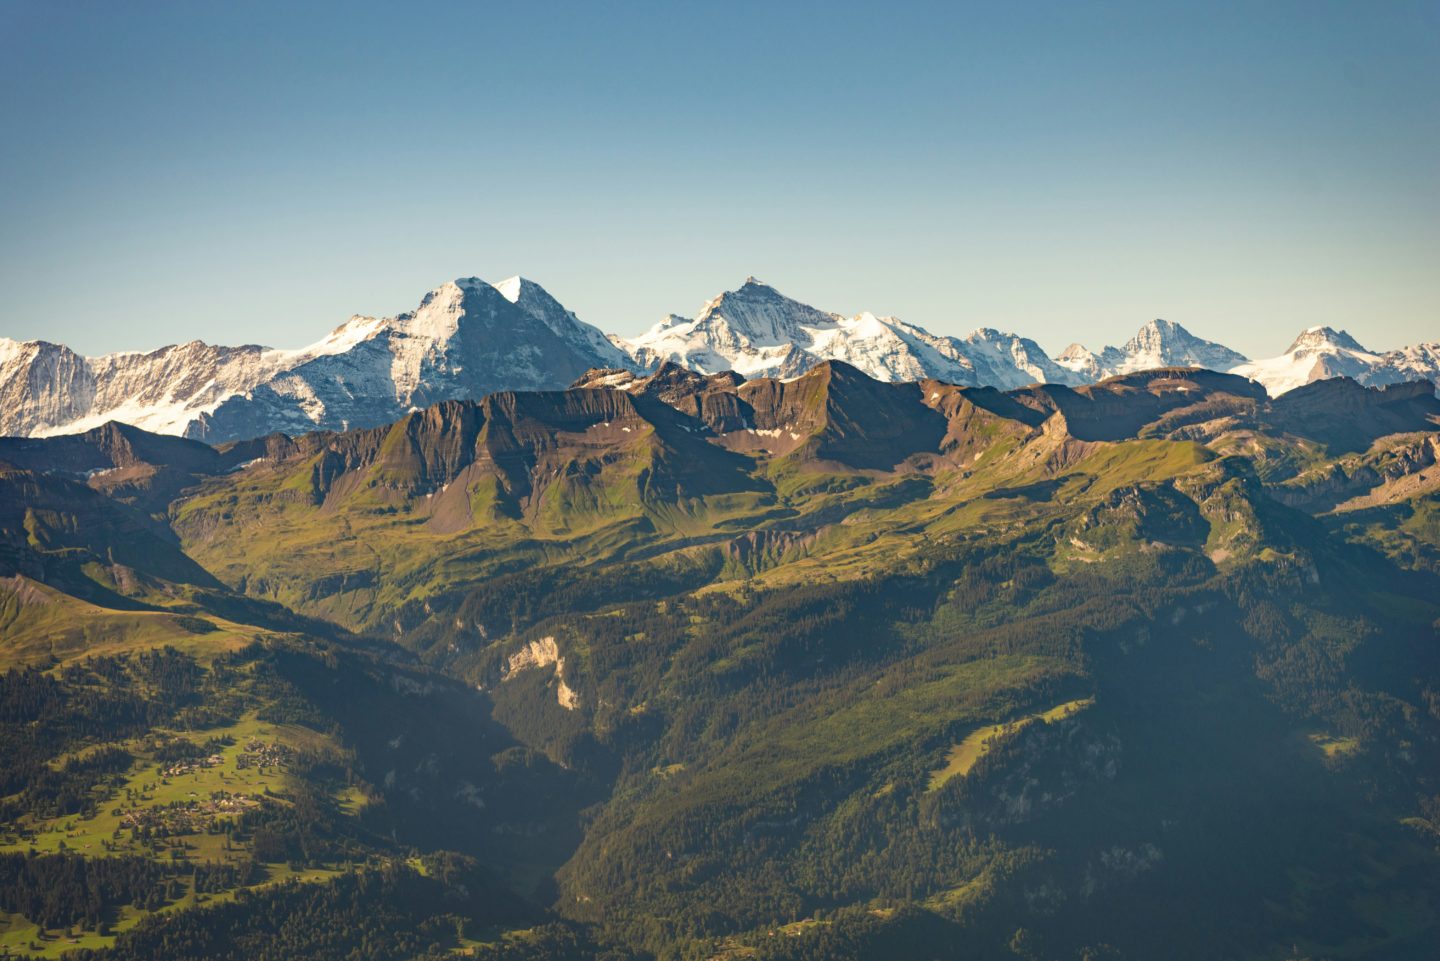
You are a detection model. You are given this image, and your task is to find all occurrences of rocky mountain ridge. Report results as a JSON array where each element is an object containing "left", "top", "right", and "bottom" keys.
[
  {"left": 12, "top": 362, "right": 1435, "bottom": 539},
  {"left": 2, "top": 275, "right": 1435, "bottom": 444}
]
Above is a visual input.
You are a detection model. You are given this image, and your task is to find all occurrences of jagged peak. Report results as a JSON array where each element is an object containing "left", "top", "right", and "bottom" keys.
[
  {"left": 489, "top": 275, "right": 566, "bottom": 317},
  {"left": 491, "top": 275, "right": 527, "bottom": 302},
  {"left": 1125, "top": 318, "right": 1194, "bottom": 347},
  {"left": 705, "top": 276, "right": 788, "bottom": 309},
  {"left": 966, "top": 327, "right": 1046, "bottom": 350},
  {"left": 0, "top": 337, "right": 79, "bottom": 356},
  {"left": 1287, "top": 326, "right": 1369, "bottom": 354},
  {"left": 1117, "top": 318, "right": 1249, "bottom": 364},
  {"left": 722, "top": 276, "right": 816, "bottom": 306},
  {"left": 490, "top": 275, "right": 562, "bottom": 309},
  {"left": 414, "top": 276, "right": 504, "bottom": 310},
  {"left": 678, "top": 279, "right": 838, "bottom": 347}
]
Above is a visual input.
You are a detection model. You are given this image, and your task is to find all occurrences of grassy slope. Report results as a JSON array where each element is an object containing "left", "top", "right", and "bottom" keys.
[{"left": 6, "top": 390, "right": 1440, "bottom": 960}]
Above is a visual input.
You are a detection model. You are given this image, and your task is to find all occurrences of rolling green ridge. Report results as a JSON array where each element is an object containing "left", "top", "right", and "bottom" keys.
[{"left": 1, "top": 362, "right": 1438, "bottom": 960}]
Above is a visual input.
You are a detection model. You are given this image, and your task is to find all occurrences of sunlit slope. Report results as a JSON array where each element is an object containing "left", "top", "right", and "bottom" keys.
[
  {"left": 5, "top": 360, "right": 1439, "bottom": 959},
  {"left": 0, "top": 466, "right": 334, "bottom": 666},
  {"left": 166, "top": 363, "right": 1430, "bottom": 648}
]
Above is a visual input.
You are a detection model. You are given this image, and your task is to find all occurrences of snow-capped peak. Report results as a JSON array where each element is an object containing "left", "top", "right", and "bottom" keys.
[
  {"left": 617, "top": 279, "right": 1079, "bottom": 387},
  {"left": 1285, "top": 326, "right": 1369, "bottom": 354},
  {"left": 4, "top": 274, "right": 635, "bottom": 442},
  {"left": 492, "top": 275, "right": 525, "bottom": 303},
  {"left": 1125, "top": 319, "right": 1246, "bottom": 365},
  {"left": 0, "top": 337, "right": 26, "bottom": 366},
  {"left": 1056, "top": 319, "right": 1249, "bottom": 381},
  {"left": 1126, "top": 318, "right": 1186, "bottom": 351},
  {"left": 489, "top": 276, "right": 632, "bottom": 369},
  {"left": 696, "top": 278, "right": 840, "bottom": 345},
  {"left": 1231, "top": 326, "right": 1410, "bottom": 396},
  {"left": 4, "top": 273, "right": 1432, "bottom": 443}
]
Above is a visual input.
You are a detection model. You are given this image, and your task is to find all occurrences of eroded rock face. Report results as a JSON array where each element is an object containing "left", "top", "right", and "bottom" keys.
[
  {"left": 504, "top": 636, "right": 561, "bottom": 676},
  {"left": 1010, "top": 369, "right": 1269, "bottom": 443},
  {"left": 723, "top": 528, "right": 824, "bottom": 574},
  {"left": 1272, "top": 433, "right": 1440, "bottom": 512},
  {"left": 503, "top": 636, "right": 579, "bottom": 710}
]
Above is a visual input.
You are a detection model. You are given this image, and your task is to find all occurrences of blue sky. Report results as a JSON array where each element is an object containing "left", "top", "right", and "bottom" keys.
[{"left": 1, "top": 0, "right": 1435, "bottom": 358}]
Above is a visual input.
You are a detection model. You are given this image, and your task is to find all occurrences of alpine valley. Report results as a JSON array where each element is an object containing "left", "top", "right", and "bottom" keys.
[{"left": 2, "top": 279, "right": 1440, "bottom": 961}]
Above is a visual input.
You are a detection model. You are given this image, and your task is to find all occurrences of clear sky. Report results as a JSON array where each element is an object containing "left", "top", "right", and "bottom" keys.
[{"left": 1, "top": 0, "right": 1436, "bottom": 360}]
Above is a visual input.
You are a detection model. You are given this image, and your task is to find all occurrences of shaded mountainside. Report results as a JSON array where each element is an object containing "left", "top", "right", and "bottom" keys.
[{"left": 1, "top": 361, "right": 1440, "bottom": 960}]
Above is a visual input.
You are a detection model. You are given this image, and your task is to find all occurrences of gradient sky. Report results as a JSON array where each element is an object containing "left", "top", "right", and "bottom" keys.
[{"left": 1, "top": 0, "right": 1436, "bottom": 360}]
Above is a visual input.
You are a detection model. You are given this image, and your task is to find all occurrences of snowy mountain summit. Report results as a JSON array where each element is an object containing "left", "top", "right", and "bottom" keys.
[
  {"left": 1056, "top": 319, "right": 1251, "bottom": 381},
  {"left": 0, "top": 277, "right": 625, "bottom": 443},
  {"left": 1053, "top": 320, "right": 1440, "bottom": 397},
  {"left": 619, "top": 277, "right": 1079, "bottom": 389},
  {"left": 1232, "top": 326, "right": 1440, "bottom": 396},
  {"left": 1, "top": 274, "right": 1435, "bottom": 444}
]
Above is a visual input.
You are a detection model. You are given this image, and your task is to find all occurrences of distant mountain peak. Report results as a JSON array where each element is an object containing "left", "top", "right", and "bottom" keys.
[
  {"left": 491, "top": 275, "right": 551, "bottom": 306},
  {"left": 1233, "top": 325, "right": 1402, "bottom": 396},
  {"left": 0, "top": 274, "right": 633, "bottom": 443},
  {"left": 1125, "top": 318, "right": 1208, "bottom": 352},
  {"left": 491, "top": 275, "right": 525, "bottom": 300},
  {"left": 1287, "top": 326, "right": 1369, "bottom": 354},
  {"left": 1055, "top": 318, "right": 1248, "bottom": 383},
  {"left": 3, "top": 275, "right": 1434, "bottom": 444},
  {"left": 711, "top": 276, "right": 801, "bottom": 306},
  {"left": 619, "top": 282, "right": 1080, "bottom": 388}
]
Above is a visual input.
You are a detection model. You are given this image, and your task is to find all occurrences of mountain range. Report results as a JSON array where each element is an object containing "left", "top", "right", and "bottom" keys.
[
  {"left": 2, "top": 275, "right": 1436, "bottom": 445},
  {"left": 1, "top": 354, "right": 1439, "bottom": 959},
  {"left": 0, "top": 276, "right": 631, "bottom": 443}
]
